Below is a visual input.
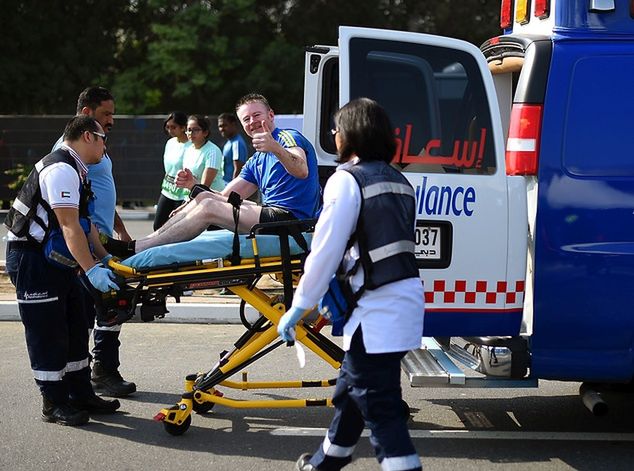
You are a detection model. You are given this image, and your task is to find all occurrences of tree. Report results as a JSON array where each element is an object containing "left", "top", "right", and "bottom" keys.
[
  {"left": 0, "top": 0, "right": 131, "bottom": 113},
  {"left": 0, "top": 0, "right": 501, "bottom": 115}
]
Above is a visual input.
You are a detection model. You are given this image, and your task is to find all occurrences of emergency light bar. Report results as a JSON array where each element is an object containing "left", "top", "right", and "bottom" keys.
[{"left": 500, "top": 0, "right": 551, "bottom": 29}]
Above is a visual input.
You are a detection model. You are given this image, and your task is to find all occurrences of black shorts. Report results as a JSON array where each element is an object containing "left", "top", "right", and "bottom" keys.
[{"left": 259, "top": 206, "right": 296, "bottom": 224}]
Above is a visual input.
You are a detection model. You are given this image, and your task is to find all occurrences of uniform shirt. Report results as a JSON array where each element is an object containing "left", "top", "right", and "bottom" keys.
[
  {"left": 53, "top": 136, "right": 116, "bottom": 236},
  {"left": 222, "top": 134, "right": 248, "bottom": 184},
  {"left": 7, "top": 145, "right": 87, "bottom": 242},
  {"left": 239, "top": 128, "right": 320, "bottom": 220},
  {"left": 292, "top": 158, "right": 425, "bottom": 354},
  {"left": 161, "top": 137, "right": 190, "bottom": 201},
  {"left": 183, "top": 140, "right": 224, "bottom": 192}
]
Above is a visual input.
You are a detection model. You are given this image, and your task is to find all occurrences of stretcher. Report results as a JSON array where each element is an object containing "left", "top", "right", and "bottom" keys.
[{"left": 99, "top": 219, "right": 344, "bottom": 436}]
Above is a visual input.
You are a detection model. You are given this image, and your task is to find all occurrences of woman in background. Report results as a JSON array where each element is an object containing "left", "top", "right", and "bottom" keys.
[
  {"left": 175, "top": 114, "right": 224, "bottom": 195},
  {"left": 154, "top": 111, "right": 189, "bottom": 230}
]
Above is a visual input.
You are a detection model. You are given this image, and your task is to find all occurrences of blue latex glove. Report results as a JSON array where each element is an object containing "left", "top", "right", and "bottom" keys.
[
  {"left": 86, "top": 264, "right": 120, "bottom": 293},
  {"left": 101, "top": 254, "right": 113, "bottom": 266},
  {"left": 278, "top": 306, "right": 308, "bottom": 342}
]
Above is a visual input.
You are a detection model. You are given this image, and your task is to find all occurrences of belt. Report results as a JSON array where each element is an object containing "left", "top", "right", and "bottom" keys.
[{"left": 7, "top": 240, "right": 41, "bottom": 252}]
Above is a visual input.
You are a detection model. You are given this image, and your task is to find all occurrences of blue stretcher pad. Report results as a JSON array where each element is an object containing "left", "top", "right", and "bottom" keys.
[{"left": 121, "top": 229, "right": 312, "bottom": 270}]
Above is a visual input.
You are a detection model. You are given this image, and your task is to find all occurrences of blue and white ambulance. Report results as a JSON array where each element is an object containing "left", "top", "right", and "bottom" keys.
[{"left": 302, "top": 0, "right": 634, "bottom": 413}]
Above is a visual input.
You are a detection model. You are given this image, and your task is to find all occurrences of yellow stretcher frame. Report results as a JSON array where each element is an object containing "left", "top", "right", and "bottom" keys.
[{"left": 105, "top": 220, "right": 344, "bottom": 436}]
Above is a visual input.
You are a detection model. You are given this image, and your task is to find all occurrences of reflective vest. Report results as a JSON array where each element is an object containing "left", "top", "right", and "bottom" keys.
[
  {"left": 340, "top": 160, "right": 419, "bottom": 298},
  {"left": 4, "top": 149, "right": 93, "bottom": 266}
]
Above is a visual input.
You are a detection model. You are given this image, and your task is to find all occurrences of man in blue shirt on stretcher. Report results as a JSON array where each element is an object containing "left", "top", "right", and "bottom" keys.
[{"left": 103, "top": 93, "right": 321, "bottom": 258}]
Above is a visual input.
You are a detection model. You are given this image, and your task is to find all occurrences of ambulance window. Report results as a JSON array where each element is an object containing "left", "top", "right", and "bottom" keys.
[
  {"left": 349, "top": 38, "right": 495, "bottom": 175},
  {"left": 319, "top": 58, "right": 339, "bottom": 155},
  {"left": 563, "top": 56, "right": 634, "bottom": 177}
]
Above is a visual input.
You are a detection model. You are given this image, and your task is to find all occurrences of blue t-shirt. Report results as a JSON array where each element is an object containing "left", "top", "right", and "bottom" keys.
[
  {"left": 239, "top": 128, "right": 320, "bottom": 220},
  {"left": 53, "top": 136, "right": 117, "bottom": 236},
  {"left": 222, "top": 134, "right": 248, "bottom": 184}
]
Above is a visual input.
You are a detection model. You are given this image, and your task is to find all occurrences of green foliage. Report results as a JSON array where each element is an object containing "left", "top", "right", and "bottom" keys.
[
  {"left": 4, "top": 164, "right": 32, "bottom": 191},
  {"left": 0, "top": 0, "right": 501, "bottom": 114}
]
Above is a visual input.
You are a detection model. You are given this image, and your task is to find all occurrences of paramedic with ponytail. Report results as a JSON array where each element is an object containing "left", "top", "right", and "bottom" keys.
[
  {"left": 278, "top": 98, "right": 424, "bottom": 471},
  {"left": 4, "top": 116, "right": 121, "bottom": 426}
]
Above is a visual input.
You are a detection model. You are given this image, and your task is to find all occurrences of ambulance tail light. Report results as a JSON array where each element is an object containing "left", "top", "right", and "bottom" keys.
[
  {"left": 534, "top": 0, "right": 551, "bottom": 18},
  {"left": 506, "top": 104, "right": 543, "bottom": 175},
  {"left": 500, "top": 0, "right": 513, "bottom": 29}
]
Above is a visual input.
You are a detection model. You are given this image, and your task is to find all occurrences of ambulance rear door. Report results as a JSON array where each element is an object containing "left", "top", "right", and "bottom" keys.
[{"left": 338, "top": 26, "right": 527, "bottom": 337}]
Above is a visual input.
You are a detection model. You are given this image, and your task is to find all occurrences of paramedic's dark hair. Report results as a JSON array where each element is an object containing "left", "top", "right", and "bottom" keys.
[
  {"left": 188, "top": 115, "right": 211, "bottom": 141},
  {"left": 63, "top": 115, "right": 100, "bottom": 141},
  {"left": 218, "top": 112, "right": 238, "bottom": 124},
  {"left": 235, "top": 93, "right": 271, "bottom": 112},
  {"left": 163, "top": 111, "right": 188, "bottom": 133},
  {"left": 334, "top": 98, "right": 396, "bottom": 164},
  {"left": 76, "top": 86, "right": 114, "bottom": 114}
]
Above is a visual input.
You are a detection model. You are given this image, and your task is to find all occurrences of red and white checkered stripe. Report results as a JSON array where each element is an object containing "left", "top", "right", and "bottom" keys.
[{"left": 424, "top": 280, "right": 525, "bottom": 305}]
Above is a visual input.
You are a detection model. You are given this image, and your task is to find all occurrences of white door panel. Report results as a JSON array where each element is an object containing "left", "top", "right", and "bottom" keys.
[{"left": 338, "top": 26, "right": 527, "bottom": 337}]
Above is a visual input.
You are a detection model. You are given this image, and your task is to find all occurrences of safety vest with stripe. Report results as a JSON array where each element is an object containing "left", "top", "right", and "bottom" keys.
[
  {"left": 4, "top": 149, "right": 93, "bottom": 250},
  {"left": 342, "top": 160, "right": 419, "bottom": 295}
]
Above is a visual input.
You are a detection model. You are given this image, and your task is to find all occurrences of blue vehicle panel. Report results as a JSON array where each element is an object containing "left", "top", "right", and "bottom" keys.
[{"left": 531, "top": 35, "right": 634, "bottom": 381}]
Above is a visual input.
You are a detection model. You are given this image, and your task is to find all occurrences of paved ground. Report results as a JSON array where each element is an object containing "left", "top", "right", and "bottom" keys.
[
  {"left": 2, "top": 322, "right": 634, "bottom": 471},
  {"left": 3, "top": 212, "right": 634, "bottom": 470}
]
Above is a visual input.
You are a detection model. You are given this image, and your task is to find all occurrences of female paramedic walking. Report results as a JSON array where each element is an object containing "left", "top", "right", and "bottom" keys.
[{"left": 278, "top": 98, "right": 424, "bottom": 471}]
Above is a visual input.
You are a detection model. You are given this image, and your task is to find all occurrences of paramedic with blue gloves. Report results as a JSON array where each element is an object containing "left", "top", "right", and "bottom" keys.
[
  {"left": 278, "top": 98, "right": 424, "bottom": 471},
  {"left": 53, "top": 86, "right": 136, "bottom": 398},
  {"left": 4, "top": 116, "right": 121, "bottom": 426},
  {"left": 101, "top": 93, "right": 320, "bottom": 256}
]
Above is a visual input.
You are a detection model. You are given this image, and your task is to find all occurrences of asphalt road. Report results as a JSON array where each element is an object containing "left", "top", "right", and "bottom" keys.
[{"left": 1, "top": 322, "right": 634, "bottom": 471}]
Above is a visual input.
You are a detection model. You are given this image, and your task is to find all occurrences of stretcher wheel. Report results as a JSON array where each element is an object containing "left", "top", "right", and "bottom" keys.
[{"left": 163, "top": 415, "right": 191, "bottom": 436}]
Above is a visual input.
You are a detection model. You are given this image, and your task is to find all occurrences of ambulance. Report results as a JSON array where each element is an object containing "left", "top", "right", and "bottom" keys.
[{"left": 302, "top": 0, "right": 634, "bottom": 413}]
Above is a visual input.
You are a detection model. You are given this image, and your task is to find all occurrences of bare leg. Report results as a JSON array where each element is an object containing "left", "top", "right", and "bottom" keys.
[{"left": 135, "top": 196, "right": 262, "bottom": 252}]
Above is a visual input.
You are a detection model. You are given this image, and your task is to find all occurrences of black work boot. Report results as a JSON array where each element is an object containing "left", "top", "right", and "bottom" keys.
[
  {"left": 41, "top": 397, "right": 89, "bottom": 426},
  {"left": 91, "top": 361, "right": 137, "bottom": 397},
  {"left": 69, "top": 394, "right": 121, "bottom": 414}
]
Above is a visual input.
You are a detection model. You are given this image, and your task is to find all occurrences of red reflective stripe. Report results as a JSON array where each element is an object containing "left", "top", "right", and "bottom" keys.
[{"left": 505, "top": 104, "right": 543, "bottom": 175}]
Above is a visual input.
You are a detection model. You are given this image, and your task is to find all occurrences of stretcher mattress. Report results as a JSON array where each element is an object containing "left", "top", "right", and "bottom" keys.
[{"left": 121, "top": 229, "right": 311, "bottom": 270}]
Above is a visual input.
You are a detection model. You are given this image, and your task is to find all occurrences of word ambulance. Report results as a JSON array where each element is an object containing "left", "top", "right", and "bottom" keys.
[{"left": 302, "top": 0, "right": 634, "bottom": 414}]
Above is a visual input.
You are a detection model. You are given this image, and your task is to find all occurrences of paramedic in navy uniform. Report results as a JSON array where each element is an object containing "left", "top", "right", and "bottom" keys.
[
  {"left": 278, "top": 98, "right": 424, "bottom": 471},
  {"left": 5, "top": 116, "right": 121, "bottom": 426}
]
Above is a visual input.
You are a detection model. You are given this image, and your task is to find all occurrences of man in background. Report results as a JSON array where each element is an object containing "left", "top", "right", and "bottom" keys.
[
  {"left": 218, "top": 112, "right": 248, "bottom": 185},
  {"left": 53, "top": 86, "right": 136, "bottom": 398}
]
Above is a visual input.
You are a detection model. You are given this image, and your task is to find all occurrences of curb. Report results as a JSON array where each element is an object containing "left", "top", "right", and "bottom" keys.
[{"left": 0, "top": 300, "right": 260, "bottom": 325}]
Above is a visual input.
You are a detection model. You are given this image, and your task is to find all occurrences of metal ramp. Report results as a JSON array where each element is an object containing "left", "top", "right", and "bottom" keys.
[{"left": 402, "top": 337, "right": 538, "bottom": 388}]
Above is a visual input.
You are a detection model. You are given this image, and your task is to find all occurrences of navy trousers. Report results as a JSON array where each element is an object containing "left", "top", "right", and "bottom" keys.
[
  {"left": 6, "top": 246, "right": 93, "bottom": 404},
  {"left": 81, "top": 287, "right": 121, "bottom": 372},
  {"left": 309, "top": 328, "right": 422, "bottom": 471}
]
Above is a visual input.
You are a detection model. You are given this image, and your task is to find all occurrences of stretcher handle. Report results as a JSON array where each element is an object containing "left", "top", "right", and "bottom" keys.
[
  {"left": 247, "top": 218, "right": 317, "bottom": 238},
  {"left": 107, "top": 257, "right": 135, "bottom": 276}
]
